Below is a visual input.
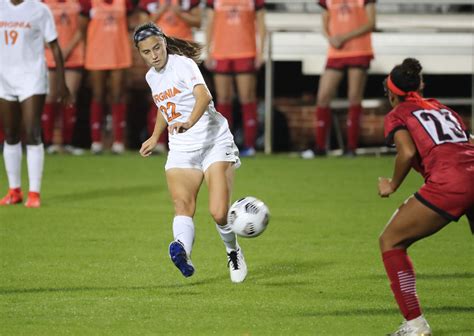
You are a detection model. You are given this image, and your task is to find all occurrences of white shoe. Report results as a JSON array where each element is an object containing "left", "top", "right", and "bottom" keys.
[
  {"left": 300, "top": 149, "right": 315, "bottom": 159},
  {"left": 46, "top": 144, "right": 61, "bottom": 154},
  {"left": 63, "top": 145, "right": 84, "bottom": 156},
  {"left": 389, "top": 316, "right": 432, "bottom": 336},
  {"left": 227, "top": 248, "right": 247, "bottom": 283},
  {"left": 91, "top": 142, "right": 103, "bottom": 154},
  {"left": 111, "top": 142, "right": 125, "bottom": 155}
]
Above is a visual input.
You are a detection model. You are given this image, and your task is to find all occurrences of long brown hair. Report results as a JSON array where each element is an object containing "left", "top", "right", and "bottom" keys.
[{"left": 133, "top": 22, "right": 204, "bottom": 64}]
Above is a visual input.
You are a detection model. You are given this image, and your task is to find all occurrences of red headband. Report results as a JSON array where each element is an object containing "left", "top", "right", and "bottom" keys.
[{"left": 387, "top": 76, "right": 407, "bottom": 96}]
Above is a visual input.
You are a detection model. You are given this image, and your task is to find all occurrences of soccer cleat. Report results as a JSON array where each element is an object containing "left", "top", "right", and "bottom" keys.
[
  {"left": 91, "top": 142, "right": 103, "bottom": 155},
  {"left": 64, "top": 145, "right": 85, "bottom": 156},
  {"left": 24, "top": 192, "right": 41, "bottom": 208},
  {"left": 388, "top": 316, "right": 432, "bottom": 336},
  {"left": 240, "top": 147, "right": 256, "bottom": 158},
  {"left": 227, "top": 248, "right": 247, "bottom": 283},
  {"left": 46, "top": 144, "right": 61, "bottom": 154},
  {"left": 0, "top": 188, "right": 23, "bottom": 206},
  {"left": 111, "top": 142, "right": 125, "bottom": 155},
  {"left": 169, "top": 240, "right": 194, "bottom": 277}
]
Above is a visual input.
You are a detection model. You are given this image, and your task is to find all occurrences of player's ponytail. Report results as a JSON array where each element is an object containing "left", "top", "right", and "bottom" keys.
[
  {"left": 164, "top": 35, "right": 204, "bottom": 65},
  {"left": 388, "top": 58, "right": 423, "bottom": 96},
  {"left": 134, "top": 22, "right": 203, "bottom": 64}
]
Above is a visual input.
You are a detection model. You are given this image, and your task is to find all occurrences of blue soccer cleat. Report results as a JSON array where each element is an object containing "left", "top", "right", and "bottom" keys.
[{"left": 169, "top": 240, "right": 195, "bottom": 277}]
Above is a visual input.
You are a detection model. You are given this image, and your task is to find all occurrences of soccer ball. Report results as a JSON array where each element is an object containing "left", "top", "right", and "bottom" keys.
[{"left": 227, "top": 197, "right": 270, "bottom": 238}]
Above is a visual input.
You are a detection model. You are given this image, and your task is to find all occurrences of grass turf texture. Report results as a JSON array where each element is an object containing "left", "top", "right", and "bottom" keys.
[{"left": 1, "top": 154, "right": 473, "bottom": 336}]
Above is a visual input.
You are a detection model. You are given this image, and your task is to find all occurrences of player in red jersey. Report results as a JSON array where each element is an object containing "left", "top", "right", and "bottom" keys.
[
  {"left": 205, "top": 0, "right": 266, "bottom": 157},
  {"left": 378, "top": 58, "right": 474, "bottom": 336},
  {"left": 302, "top": 0, "right": 376, "bottom": 158}
]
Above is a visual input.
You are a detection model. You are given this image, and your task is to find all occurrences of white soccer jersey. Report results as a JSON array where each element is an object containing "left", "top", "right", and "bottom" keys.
[
  {"left": 146, "top": 54, "right": 233, "bottom": 151},
  {"left": 0, "top": 0, "right": 57, "bottom": 98}
]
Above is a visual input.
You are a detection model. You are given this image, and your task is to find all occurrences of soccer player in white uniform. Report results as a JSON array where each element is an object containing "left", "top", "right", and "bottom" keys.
[
  {"left": 0, "top": 0, "right": 69, "bottom": 207},
  {"left": 135, "top": 22, "right": 247, "bottom": 283}
]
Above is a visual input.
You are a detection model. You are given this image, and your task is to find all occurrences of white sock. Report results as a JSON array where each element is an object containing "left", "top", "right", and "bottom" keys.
[
  {"left": 172, "top": 216, "right": 195, "bottom": 256},
  {"left": 3, "top": 142, "right": 22, "bottom": 189},
  {"left": 26, "top": 144, "right": 44, "bottom": 193},
  {"left": 216, "top": 223, "right": 238, "bottom": 253}
]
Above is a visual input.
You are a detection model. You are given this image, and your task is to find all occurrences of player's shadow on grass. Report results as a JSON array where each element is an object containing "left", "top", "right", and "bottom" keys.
[
  {"left": 47, "top": 184, "right": 158, "bottom": 203},
  {"left": 296, "top": 306, "right": 473, "bottom": 317}
]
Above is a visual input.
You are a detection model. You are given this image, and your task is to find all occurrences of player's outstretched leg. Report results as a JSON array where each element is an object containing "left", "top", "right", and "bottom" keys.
[{"left": 169, "top": 240, "right": 194, "bottom": 278}]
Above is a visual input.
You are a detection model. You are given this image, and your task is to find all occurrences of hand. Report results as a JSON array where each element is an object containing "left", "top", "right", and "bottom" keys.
[
  {"left": 255, "top": 53, "right": 265, "bottom": 69},
  {"left": 168, "top": 121, "right": 192, "bottom": 135},
  {"left": 329, "top": 35, "right": 344, "bottom": 49},
  {"left": 378, "top": 177, "right": 395, "bottom": 198},
  {"left": 139, "top": 135, "right": 159, "bottom": 157},
  {"left": 57, "top": 83, "right": 72, "bottom": 106}
]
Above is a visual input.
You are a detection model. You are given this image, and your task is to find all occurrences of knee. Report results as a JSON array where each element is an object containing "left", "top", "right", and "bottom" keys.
[
  {"left": 348, "top": 97, "right": 362, "bottom": 106},
  {"left": 316, "top": 94, "right": 331, "bottom": 108},
  {"left": 379, "top": 231, "right": 409, "bottom": 253},
  {"left": 173, "top": 198, "right": 195, "bottom": 217},
  {"left": 24, "top": 127, "right": 42, "bottom": 145},
  {"left": 209, "top": 203, "right": 228, "bottom": 225}
]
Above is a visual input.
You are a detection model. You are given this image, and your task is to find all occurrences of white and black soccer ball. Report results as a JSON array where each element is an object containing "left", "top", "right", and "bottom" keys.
[{"left": 227, "top": 197, "right": 270, "bottom": 238}]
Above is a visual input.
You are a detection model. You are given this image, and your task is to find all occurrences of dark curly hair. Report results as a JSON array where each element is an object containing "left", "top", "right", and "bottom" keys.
[{"left": 389, "top": 58, "right": 423, "bottom": 94}]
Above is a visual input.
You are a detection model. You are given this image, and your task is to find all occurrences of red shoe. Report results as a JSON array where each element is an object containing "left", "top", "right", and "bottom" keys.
[
  {"left": 25, "top": 192, "right": 41, "bottom": 208},
  {"left": 0, "top": 188, "right": 23, "bottom": 205}
]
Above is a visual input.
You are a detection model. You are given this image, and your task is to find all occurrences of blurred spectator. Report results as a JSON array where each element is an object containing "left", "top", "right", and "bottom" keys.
[
  {"left": 302, "top": 0, "right": 376, "bottom": 158},
  {"left": 82, "top": 0, "right": 134, "bottom": 154},
  {"left": 138, "top": 0, "right": 201, "bottom": 154},
  {"left": 43, "top": 0, "right": 88, "bottom": 155},
  {"left": 205, "top": 0, "right": 266, "bottom": 157}
]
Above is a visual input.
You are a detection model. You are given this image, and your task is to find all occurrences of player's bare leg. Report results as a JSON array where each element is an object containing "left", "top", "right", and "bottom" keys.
[
  {"left": 213, "top": 73, "right": 234, "bottom": 129},
  {"left": 22, "top": 95, "right": 46, "bottom": 208},
  {"left": 380, "top": 196, "right": 450, "bottom": 335},
  {"left": 166, "top": 168, "right": 203, "bottom": 277},
  {"left": 0, "top": 98, "right": 23, "bottom": 205},
  {"left": 205, "top": 161, "right": 247, "bottom": 283}
]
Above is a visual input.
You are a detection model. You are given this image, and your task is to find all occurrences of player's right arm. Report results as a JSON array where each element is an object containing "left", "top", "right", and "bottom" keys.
[
  {"left": 140, "top": 111, "right": 167, "bottom": 157},
  {"left": 379, "top": 129, "right": 417, "bottom": 197},
  {"left": 204, "top": 6, "right": 215, "bottom": 68}
]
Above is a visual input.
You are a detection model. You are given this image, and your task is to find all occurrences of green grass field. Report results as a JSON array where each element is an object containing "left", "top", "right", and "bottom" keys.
[{"left": 1, "top": 153, "right": 473, "bottom": 335}]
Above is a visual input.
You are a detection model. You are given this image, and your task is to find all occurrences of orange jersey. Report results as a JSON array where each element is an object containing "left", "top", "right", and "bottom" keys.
[
  {"left": 44, "top": 0, "right": 85, "bottom": 68},
  {"left": 320, "top": 0, "right": 375, "bottom": 59},
  {"left": 139, "top": 0, "right": 200, "bottom": 41},
  {"left": 207, "top": 0, "right": 264, "bottom": 60},
  {"left": 84, "top": 0, "right": 133, "bottom": 70}
]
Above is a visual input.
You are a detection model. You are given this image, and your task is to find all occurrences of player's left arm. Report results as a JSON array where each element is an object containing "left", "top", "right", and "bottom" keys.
[
  {"left": 378, "top": 129, "right": 416, "bottom": 197},
  {"left": 255, "top": 8, "right": 266, "bottom": 69},
  {"left": 168, "top": 84, "right": 212, "bottom": 134},
  {"left": 62, "top": 15, "right": 88, "bottom": 61},
  {"left": 339, "top": 2, "right": 376, "bottom": 45},
  {"left": 172, "top": 4, "right": 202, "bottom": 28},
  {"left": 49, "top": 39, "right": 71, "bottom": 105}
]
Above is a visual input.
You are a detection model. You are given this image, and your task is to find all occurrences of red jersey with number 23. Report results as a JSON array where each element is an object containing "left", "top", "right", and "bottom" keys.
[{"left": 384, "top": 100, "right": 474, "bottom": 181}]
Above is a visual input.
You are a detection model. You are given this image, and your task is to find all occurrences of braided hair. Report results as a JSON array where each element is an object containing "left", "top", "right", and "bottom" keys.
[{"left": 133, "top": 22, "right": 204, "bottom": 64}]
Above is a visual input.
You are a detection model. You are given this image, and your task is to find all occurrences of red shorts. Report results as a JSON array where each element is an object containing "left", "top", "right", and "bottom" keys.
[
  {"left": 212, "top": 57, "right": 256, "bottom": 74},
  {"left": 415, "top": 166, "right": 474, "bottom": 221},
  {"left": 326, "top": 55, "right": 373, "bottom": 71}
]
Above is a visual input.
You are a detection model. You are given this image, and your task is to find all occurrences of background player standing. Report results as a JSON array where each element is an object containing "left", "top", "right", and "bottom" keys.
[
  {"left": 42, "top": 0, "right": 87, "bottom": 155},
  {"left": 83, "top": 0, "right": 134, "bottom": 154},
  {"left": 135, "top": 23, "right": 248, "bottom": 283},
  {"left": 302, "top": 0, "right": 376, "bottom": 158},
  {"left": 378, "top": 58, "right": 474, "bottom": 336},
  {"left": 0, "top": 0, "right": 69, "bottom": 207},
  {"left": 205, "top": 0, "right": 266, "bottom": 157}
]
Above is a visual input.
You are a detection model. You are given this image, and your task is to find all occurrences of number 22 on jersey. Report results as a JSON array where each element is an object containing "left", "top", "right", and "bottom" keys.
[
  {"left": 413, "top": 108, "right": 467, "bottom": 145},
  {"left": 160, "top": 102, "right": 182, "bottom": 123}
]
